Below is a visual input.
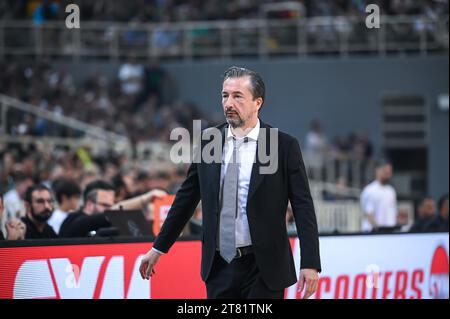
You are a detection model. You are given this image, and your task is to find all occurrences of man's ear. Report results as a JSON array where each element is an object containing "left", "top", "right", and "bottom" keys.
[{"left": 256, "top": 97, "right": 263, "bottom": 111}]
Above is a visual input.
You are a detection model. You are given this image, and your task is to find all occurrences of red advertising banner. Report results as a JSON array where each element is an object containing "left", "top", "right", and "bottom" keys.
[
  {"left": 1, "top": 233, "right": 448, "bottom": 299},
  {"left": 0, "top": 240, "right": 204, "bottom": 299}
]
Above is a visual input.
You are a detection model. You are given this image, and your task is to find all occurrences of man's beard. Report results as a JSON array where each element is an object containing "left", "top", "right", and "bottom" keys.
[
  {"left": 31, "top": 206, "right": 53, "bottom": 223},
  {"left": 225, "top": 110, "right": 245, "bottom": 128}
]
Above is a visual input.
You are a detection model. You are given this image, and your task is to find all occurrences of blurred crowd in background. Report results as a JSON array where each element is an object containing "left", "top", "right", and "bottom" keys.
[
  {"left": 0, "top": 0, "right": 448, "bottom": 242},
  {"left": 0, "top": 59, "right": 219, "bottom": 143},
  {"left": 1, "top": 57, "right": 448, "bottom": 241},
  {"left": 1, "top": 0, "right": 447, "bottom": 23}
]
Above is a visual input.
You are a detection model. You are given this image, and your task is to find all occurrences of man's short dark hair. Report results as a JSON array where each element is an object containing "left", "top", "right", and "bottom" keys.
[
  {"left": 375, "top": 158, "right": 392, "bottom": 169},
  {"left": 83, "top": 180, "right": 115, "bottom": 203},
  {"left": 111, "top": 173, "right": 126, "bottom": 190},
  {"left": 52, "top": 178, "right": 82, "bottom": 204},
  {"left": 12, "top": 170, "right": 33, "bottom": 184},
  {"left": 25, "top": 184, "right": 52, "bottom": 204},
  {"left": 223, "top": 66, "right": 266, "bottom": 105}
]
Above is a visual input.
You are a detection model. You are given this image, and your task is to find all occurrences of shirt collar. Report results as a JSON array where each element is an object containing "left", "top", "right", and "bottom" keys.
[{"left": 226, "top": 118, "right": 260, "bottom": 142}]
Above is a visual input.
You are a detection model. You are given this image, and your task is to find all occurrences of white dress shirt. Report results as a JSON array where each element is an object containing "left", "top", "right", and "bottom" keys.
[
  {"left": 47, "top": 208, "right": 69, "bottom": 235},
  {"left": 360, "top": 180, "right": 397, "bottom": 232},
  {"left": 219, "top": 119, "right": 260, "bottom": 247},
  {"left": 152, "top": 120, "right": 260, "bottom": 255}
]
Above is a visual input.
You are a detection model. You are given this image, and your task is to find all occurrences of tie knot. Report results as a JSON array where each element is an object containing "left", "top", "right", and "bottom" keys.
[{"left": 232, "top": 137, "right": 249, "bottom": 145}]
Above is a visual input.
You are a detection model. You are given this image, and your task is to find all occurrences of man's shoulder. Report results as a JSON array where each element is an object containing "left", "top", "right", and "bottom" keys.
[
  {"left": 43, "top": 223, "right": 58, "bottom": 238},
  {"left": 386, "top": 184, "right": 397, "bottom": 193},
  {"left": 49, "top": 209, "right": 66, "bottom": 220},
  {"left": 59, "top": 210, "right": 84, "bottom": 236},
  {"left": 361, "top": 181, "right": 379, "bottom": 194},
  {"left": 61, "top": 210, "right": 84, "bottom": 224},
  {"left": 4, "top": 189, "right": 19, "bottom": 201}
]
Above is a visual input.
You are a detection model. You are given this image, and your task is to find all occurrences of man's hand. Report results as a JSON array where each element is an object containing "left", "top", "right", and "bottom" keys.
[
  {"left": 298, "top": 268, "right": 319, "bottom": 299},
  {"left": 139, "top": 249, "right": 162, "bottom": 280},
  {"left": 6, "top": 219, "right": 26, "bottom": 240}
]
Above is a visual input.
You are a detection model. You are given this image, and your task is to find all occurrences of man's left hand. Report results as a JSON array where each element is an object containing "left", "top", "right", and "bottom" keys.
[{"left": 298, "top": 268, "right": 319, "bottom": 299}]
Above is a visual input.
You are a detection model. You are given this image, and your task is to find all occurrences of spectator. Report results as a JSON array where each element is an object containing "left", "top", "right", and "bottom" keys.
[
  {"left": 360, "top": 160, "right": 398, "bottom": 232},
  {"left": 397, "top": 208, "right": 411, "bottom": 231},
  {"left": 59, "top": 180, "right": 116, "bottom": 238},
  {"left": 22, "top": 184, "right": 58, "bottom": 239},
  {"left": 425, "top": 194, "right": 449, "bottom": 232},
  {"left": 47, "top": 178, "right": 81, "bottom": 234},
  {"left": 304, "top": 119, "right": 328, "bottom": 180},
  {"left": 2, "top": 171, "right": 33, "bottom": 234},
  {"left": 410, "top": 196, "right": 437, "bottom": 232},
  {"left": 1, "top": 194, "right": 26, "bottom": 240},
  {"left": 59, "top": 179, "right": 165, "bottom": 237}
]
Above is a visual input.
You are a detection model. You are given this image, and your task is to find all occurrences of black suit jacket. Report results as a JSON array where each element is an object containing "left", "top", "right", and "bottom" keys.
[
  {"left": 59, "top": 209, "right": 111, "bottom": 238},
  {"left": 153, "top": 120, "right": 321, "bottom": 290}
]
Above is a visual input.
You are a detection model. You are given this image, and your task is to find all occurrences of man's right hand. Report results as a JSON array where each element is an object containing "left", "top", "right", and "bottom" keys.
[
  {"left": 139, "top": 249, "right": 162, "bottom": 280},
  {"left": 6, "top": 219, "right": 26, "bottom": 240}
]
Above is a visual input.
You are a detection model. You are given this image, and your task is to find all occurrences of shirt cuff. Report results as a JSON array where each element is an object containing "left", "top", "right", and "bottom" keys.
[{"left": 151, "top": 247, "right": 165, "bottom": 255}]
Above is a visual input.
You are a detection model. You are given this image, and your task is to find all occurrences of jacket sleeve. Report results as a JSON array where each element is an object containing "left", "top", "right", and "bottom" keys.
[
  {"left": 153, "top": 162, "right": 201, "bottom": 253},
  {"left": 61, "top": 214, "right": 110, "bottom": 238},
  {"left": 287, "top": 138, "right": 322, "bottom": 272}
]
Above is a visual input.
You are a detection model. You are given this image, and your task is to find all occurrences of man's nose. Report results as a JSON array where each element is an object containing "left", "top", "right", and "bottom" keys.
[
  {"left": 224, "top": 102, "right": 236, "bottom": 110},
  {"left": 223, "top": 96, "right": 235, "bottom": 106}
]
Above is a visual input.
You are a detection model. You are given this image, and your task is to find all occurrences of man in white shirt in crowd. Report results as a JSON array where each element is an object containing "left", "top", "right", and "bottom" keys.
[
  {"left": 360, "top": 160, "right": 398, "bottom": 232},
  {"left": 2, "top": 172, "right": 33, "bottom": 235},
  {"left": 48, "top": 178, "right": 81, "bottom": 234}
]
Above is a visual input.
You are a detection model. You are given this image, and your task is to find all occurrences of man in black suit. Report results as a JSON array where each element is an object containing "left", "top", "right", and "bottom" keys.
[
  {"left": 140, "top": 66, "right": 321, "bottom": 299},
  {"left": 59, "top": 180, "right": 116, "bottom": 238}
]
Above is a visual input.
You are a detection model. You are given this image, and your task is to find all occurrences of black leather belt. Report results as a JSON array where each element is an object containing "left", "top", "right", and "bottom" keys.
[{"left": 235, "top": 246, "right": 253, "bottom": 258}]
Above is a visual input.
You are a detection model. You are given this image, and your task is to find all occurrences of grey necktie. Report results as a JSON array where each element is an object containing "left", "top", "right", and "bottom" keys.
[{"left": 219, "top": 137, "right": 244, "bottom": 263}]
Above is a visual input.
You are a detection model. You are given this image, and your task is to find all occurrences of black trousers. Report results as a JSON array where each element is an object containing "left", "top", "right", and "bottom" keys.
[{"left": 205, "top": 251, "right": 284, "bottom": 299}]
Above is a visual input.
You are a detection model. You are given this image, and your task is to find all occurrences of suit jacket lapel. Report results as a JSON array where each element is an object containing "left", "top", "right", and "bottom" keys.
[
  {"left": 247, "top": 120, "right": 269, "bottom": 201},
  {"left": 208, "top": 123, "right": 226, "bottom": 212}
]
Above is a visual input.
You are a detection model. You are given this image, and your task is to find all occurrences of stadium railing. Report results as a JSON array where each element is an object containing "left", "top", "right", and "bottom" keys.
[
  {"left": 0, "top": 94, "right": 131, "bottom": 155},
  {"left": 0, "top": 15, "right": 448, "bottom": 59}
]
